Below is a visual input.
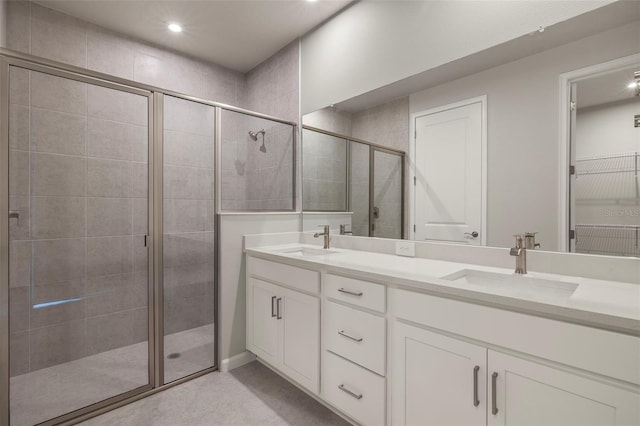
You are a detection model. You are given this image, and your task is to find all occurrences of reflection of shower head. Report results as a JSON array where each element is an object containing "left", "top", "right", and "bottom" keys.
[
  {"left": 248, "top": 129, "right": 265, "bottom": 141},
  {"left": 248, "top": 129, "right": 267, "bottom": 153}
]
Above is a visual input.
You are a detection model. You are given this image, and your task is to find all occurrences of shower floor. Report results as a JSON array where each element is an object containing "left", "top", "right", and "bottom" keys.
[{"left": 10, "top": 324, "right": 214, "bottom": 426}]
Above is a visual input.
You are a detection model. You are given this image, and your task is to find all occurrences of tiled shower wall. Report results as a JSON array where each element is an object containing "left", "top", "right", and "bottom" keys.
[
  {"left": 8, "top": 68, "right": 150, "bottom": 376},
  {"left": 302, "top": 129, "right": 347, "bottom": 211},
  {"left": 218, "top": 41, "right": 299, "bottom": 210}
]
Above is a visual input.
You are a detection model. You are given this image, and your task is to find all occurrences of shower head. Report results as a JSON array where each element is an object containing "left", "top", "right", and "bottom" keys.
[
  {"left": 248, "top": 129, "right": 265, "bottom": 141},
  {"left": 248, "top": 129, "right": 267, "bottom": 153}
]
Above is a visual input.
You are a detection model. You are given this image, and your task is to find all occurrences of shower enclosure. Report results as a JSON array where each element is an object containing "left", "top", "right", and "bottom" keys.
[
  {"left": 302, "top": 126, "right": 404, "bottom": 238},
  {"left": 0, "top": 50, "right": 296, "bottom": 425}
]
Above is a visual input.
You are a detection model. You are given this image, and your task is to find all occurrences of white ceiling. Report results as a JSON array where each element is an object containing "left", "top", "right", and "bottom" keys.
[
  {"left": 34, "top": 0, "right": 352, "bottom": 73},
  {"left": 577, "top": 67, "right": 640, "bottom": 109}
]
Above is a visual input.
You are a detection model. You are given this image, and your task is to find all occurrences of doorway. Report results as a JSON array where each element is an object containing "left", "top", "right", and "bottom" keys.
[
  {"left": 410, "top": 96, "right": 487, "bottom": 245},
  {"left": 565, "top": 59, "right": 640, "bottom": 257}
]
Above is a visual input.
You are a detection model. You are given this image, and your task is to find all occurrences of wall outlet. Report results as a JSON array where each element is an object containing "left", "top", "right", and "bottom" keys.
[{"left": 396, "top": 241, "right": 416, "bottom": 257}]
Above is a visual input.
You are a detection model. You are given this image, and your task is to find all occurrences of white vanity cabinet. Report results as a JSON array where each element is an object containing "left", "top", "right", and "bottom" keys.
[
  {"left": 246, "top": 257, "right": 320, "bottom": 394},
  {"left": 322, "top": 273, "right": 387, "bottom": 425},
  {"left": 390, "top": 288, "right": 640, "bottom": 426},
  {"left": 391, "top": 322, "right": 487, "bottom": 426}
]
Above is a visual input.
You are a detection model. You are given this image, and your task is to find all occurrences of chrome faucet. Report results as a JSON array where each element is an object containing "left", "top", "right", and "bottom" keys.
[
  {"left": 314, "top": 225, "right": 331, "bottom": 249},
  {"left": 339, "top": 224, "right": 353, "bottom": 235},
  {"left": 510, "top": 234, "right": 527, "bottom": 274}
]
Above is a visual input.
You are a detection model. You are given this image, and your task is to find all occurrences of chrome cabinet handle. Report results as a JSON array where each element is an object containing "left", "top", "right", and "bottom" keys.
[
  {"left": 271, "top": 296, "right": 276, "bottom": 318},
  {"left": 491, "top": 372, "right": 499, "bottom": 415},
  {"left": 337, "top": 288, "right": 363, "bottom": 297},
  {"left": 338, "top": 384, "right": 363, "bottom": 400},
  {"left": 276, "top": 297, "right": 282, "bottom": 320},
  {"left": 473, "top": 365, "right": 480, "bottom": 407},
  {"left": 338, "top": 330, "right": 363, "bottom": 342},
  {"left": 9, "top": 210, "right": 20, "bottom": 226}
]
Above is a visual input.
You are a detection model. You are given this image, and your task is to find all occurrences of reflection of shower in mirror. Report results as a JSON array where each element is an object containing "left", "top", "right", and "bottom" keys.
[{"left": 248, "top": 129, "right": 267, "bottom": 153}]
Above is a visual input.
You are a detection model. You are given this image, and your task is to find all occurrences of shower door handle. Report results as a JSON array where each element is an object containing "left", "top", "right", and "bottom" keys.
[
  {"left": 372, "top": 206, "right": 379, "bottom": 219},
  {"left": 9, "top": 210, "right": 20, "bottom": 226}
]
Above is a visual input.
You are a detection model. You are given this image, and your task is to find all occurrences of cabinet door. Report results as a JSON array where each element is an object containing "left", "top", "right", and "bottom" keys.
[
  {"left": 391, "top": 322, "right": 487, "bottom": 426},
  {"left": 488, "top": 350, "right": 640, "bottom": 426},
  {"left": 279, "top": 286, "right": 320, "bottom": 393},
  {"left": 247, "top": 278, "right": 279, "bottom": 366}
]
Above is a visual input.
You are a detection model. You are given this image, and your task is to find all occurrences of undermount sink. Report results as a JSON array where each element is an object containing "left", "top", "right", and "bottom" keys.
[
  {"left": 441, "top": 269, "right": 579, "bottom": 299},
  {"left": 278, "top": 246, "right": 339, "bottom": 257}
]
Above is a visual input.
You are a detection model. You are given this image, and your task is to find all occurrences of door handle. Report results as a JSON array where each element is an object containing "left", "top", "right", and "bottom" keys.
[
  {"left": 372, "top": 206, "right": 379, "bottom": 219},
  {"left": 473, "top": 365, "right": 480, "bottom": 407},
  {"left": 491, "top": 372, "right": 499, "bottom": 415},
  {"left": 276, "top": 297, "right": 282, "bottom": 320},
  {"left": 464, "top": 231, "right": 479, "bottom": 238},
  {"left": 271, "top": 296, "right": 276, "bottom": 318}
]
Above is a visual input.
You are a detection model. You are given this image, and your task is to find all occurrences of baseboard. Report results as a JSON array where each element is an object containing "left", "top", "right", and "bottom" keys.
[{"left": 220, "top": 350, "right": 256, "bottom": 372}]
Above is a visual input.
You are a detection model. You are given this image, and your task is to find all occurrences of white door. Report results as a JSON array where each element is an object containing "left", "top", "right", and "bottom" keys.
[
  {"left": 488, "top": 350, "right": 640, "bottom": 426},
  {"left": 391, "top": 322, "right": 487, "bottom": 426},
  {"left": 278, "top": 286, "right": 320, "bottom": 393},
  {"left": 247, "top": 278, "right": 279, "bottom": 366},
  {"left": 414, "top": 100, "right": 484, "bottom": 244}
]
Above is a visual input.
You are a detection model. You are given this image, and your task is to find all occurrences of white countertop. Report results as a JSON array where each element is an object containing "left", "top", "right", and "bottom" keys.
[{"left": 245, "top": 243, "right": 640, "bottom": 336}]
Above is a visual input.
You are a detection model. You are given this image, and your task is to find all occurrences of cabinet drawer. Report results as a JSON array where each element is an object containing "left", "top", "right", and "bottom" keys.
[
  {"left": 248, "top": 256, "right": 320, "bottom": 294},
  {"left": 324, "top": 301, "right": 386, "bottom": 375},
  {"left": 325, "top": 273, "right": 385, "bottom": 312},
  {"left": 323, "top": 351, "right": 385, "bottom": 426}
]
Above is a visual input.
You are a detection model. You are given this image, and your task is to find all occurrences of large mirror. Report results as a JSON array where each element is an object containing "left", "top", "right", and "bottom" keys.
[{"left": 300, "top": 2, "right": 640, "bottom": 257}]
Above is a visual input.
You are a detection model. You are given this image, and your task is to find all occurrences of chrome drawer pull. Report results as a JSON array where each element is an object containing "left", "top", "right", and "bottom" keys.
[
  {"left": 338, "top": 330, "right": 363, "bottom": 342},
  {"left": 337, "top": 288, "right": 363, "bottom": 297},
  {"left": 338, "top": 384, "right": 363, "bottom": 400},
  {"left": 473, "top": 365, "right": 480, "bottom": 407},
  {"left": 491, "top": 372, "right": 499, "bottom": 415}
]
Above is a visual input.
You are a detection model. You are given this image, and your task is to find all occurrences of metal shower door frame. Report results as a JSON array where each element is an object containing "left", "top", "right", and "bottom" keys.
[{"left": 369, "top": 146, "right": 405, "bottom": 239}]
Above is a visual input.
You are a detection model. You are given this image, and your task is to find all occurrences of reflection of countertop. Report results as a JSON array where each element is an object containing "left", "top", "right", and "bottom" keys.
[{"left": 245, "top": 243, "right": 640, "bottom": 336}]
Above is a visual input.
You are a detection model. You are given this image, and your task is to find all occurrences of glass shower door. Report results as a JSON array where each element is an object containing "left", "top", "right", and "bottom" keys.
[
  {"left": 162, "top": 95, "right": 215, "bottom": 383},
  {"left": 7, "top": 66, "right": 152, "bottom": 425},
  {"left": 372, "top": 148, "right": 403, "bottom": 239}
]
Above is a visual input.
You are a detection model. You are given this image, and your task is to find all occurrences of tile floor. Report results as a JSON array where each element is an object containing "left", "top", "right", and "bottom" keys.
[
  {"left": 10, "top": 324, "right": 214, "bottom": 426},
  {"left": 81, "top": 361, "right": 351, "bottom": 426}
]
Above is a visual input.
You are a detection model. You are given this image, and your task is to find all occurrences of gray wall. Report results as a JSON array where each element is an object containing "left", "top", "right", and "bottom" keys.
[
  {"left": 301, "top": 0, "right": 613, "bottom": 113},
  {"left": 0, "top": 0, "right": 7, "bottom": 47},
  {"left": 410, "top": 20, "right": 640, "bottom": 250}
]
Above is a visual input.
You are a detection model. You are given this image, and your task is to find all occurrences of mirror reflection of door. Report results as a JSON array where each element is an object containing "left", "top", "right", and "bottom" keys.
[
  {"left": 570, "top": 67, "right": 640, "bottom": 257},
  {"left": 371, "top": 148, "right": 403, "bottom": 239},
  {"left": 413, "top": 97, "right": 486, "bottom": 245}
]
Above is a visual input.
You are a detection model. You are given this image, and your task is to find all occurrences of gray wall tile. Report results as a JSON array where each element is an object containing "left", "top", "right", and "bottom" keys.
[
  {"left": 10, "top": 331, "right": 29, "bottom": 376},
  {"left": 31, "top": 108, "right": 86, "bottom": 156},
  {"left": 31, "top": 153, "right": 86, "bottom": 197},
  {"left": 87, "top": 118, "right": 140, "bottom": 161},
  {"left": 87, "top": 311, "right": 133, "bottom": 356},
  {"left": 31, "top": 196, "right": 86, "bottom": 239},
  {"left": 9, "top": 149, "right": 29, "bottom": 196},
  {"left": 87, "top": 236, "right": 133, "bottom": 277},
  {"left": 30, "top": 297, "right": 86, "bottom": 329},
  {"left": 29, "top": 319, "right": 86, "bottom": 371},
  {"left": 88, "top": 158, "right": 133, "bottom": 197},
  {"left": 9, "top": 105, "right": 30, "bottom": 151},
  {"left": 88, "top": 85, "right": 147, "bottom": 126},
  {"left": 32, "top": 238, "right": 86, "bottom": 284},
  {"left": 9, "top": 241, "right": 31, "bottom": 289},
  {"left": 30, "top": 3, "right": 86, "bottom": 67},
  {"left": 87, "top": 273, "right": 134, "bottom": 317},
  {"left": 87, "top": 197, "right": 132, "bottom": 236},
  {"left": 31, "top": 72, "right": 87, "bottom": 116}
]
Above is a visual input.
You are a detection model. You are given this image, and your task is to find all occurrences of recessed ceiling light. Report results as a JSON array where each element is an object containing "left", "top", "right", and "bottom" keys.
[
  {"left": 627, "top": 81, "right": 638, "bottom": 89},
  {"left": 168, "top": 22, "right": 183, "bottom": 33}
]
